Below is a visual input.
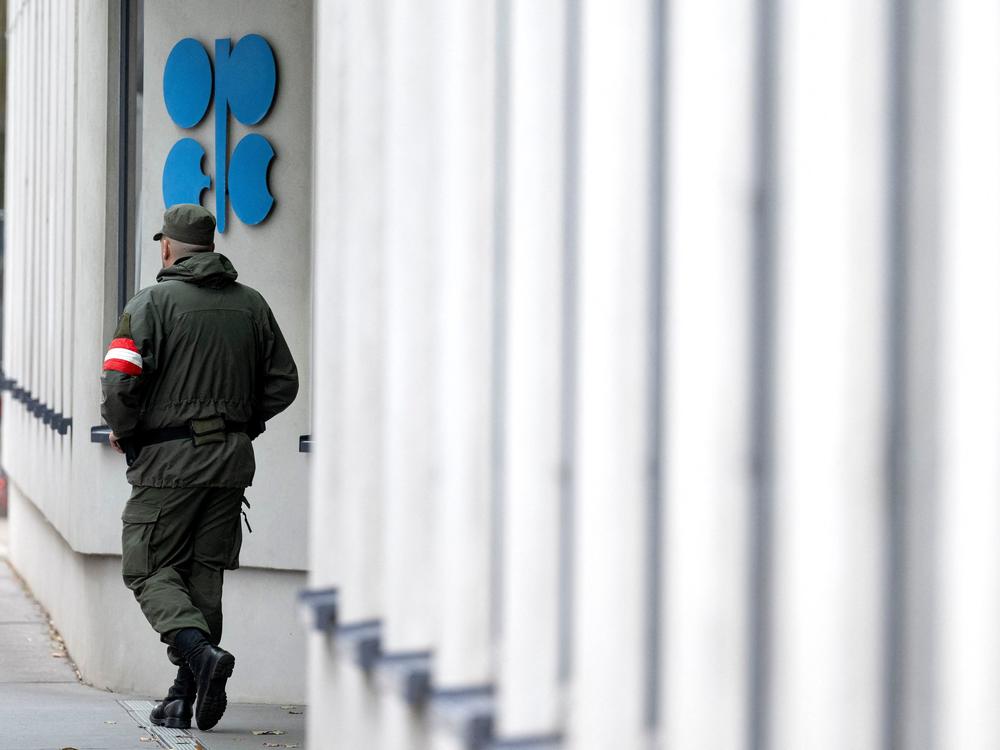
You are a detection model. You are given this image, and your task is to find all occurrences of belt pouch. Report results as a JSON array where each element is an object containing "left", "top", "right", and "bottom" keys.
[
  {"left": 190, "top": 416, "right": 227, "bottom": 447},
  {"left": 122, "top": 438, "right": 140, "bottom": 466}
]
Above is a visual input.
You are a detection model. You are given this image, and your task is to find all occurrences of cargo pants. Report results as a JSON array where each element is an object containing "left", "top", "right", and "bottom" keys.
[{"left": 121, "top": 486, "right": 244, "bottom": 653}]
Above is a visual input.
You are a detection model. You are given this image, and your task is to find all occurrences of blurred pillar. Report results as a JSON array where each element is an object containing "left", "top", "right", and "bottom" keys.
[
  {"left": 309, "top": 0, "right": 348, "bottom": 745},
  {"left": 380, "top": 0, "right": 444, "bottom": 658},
  {"left": 309, "top": 0, "right": 345, "bottom": 597},
  {"left": 495, "top": 0, "right": 567, "bottom": 738},
  {"left": 661, "top": 0, "right": 755, "bottom": 747},
  {"left": 769, "top": 1, "right": 889, "bottom": 748},
  {"left": 936, "top": 1, "right": 1000, "bottom": 747},
  {"left": 59, "top": 0, "right": 73, "bottom": 446},
  {"left": 3, "top": 0, "right": 23, "bottom": 478},
  {"left": 336, "top": 0, "right": 387, "bottom": 631},
  {"left": 431, "top": 0, "right": 498, "bottom": 694},
  {"left": 569, "top": 1, "right": 660, "bottom": 747}
]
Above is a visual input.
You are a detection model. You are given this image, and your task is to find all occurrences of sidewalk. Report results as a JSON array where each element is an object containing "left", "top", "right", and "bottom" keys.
[{"left": 0, "top": 518, "right": 307, "bottom": 750}]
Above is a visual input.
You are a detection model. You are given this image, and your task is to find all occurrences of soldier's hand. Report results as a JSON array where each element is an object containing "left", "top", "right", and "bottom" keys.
[{"left": 108, "top": 432, "right": 125, "bottom": 454}]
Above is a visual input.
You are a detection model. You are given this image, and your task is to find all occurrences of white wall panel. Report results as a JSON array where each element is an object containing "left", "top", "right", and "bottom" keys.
[
  {"left": 935, "top": 2, "right": 1000, "bottom": 748},
  {"left": 432, "top": 0, "right": 497, "bottom": 691},
  {"left": 770, "top": 0, "right": 888, "bottom": 747},
  {"left": 495, "top": 0, "right": 566, "bottom": 737},
  {"left": 380, "top": 0, "right": 444, "bottom": 655},
  {"left": 309, "top": 0, "right": 346, "bottom": 594},
  {"left": 335, "top": 0, "right": 387, "bottom": 627},
  {"left": 71, "top": 0, "right": 126, "bottom": 556},
  {"left": 570, "top": 1, "right": 657, "bottom": 747},
  {"left": 662, "top": 0, "right": 754, "bottom": 747}
]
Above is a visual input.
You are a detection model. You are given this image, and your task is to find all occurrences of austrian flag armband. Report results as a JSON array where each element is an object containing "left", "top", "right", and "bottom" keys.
[{"left": 103, "top": 338, "right": 143, "bottom": 376}]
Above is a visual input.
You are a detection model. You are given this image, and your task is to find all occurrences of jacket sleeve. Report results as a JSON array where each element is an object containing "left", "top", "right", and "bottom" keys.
[
  {"left": 100, "top": 296, "right": 160, "bottom": 438},
  {"left": 257, "top": 305, "right": 299, "bottom": 423}
]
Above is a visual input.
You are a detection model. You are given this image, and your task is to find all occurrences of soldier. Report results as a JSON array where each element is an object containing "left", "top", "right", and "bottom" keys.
[{"left": 101, "top": 204, "right": 298, "bottom": 731}]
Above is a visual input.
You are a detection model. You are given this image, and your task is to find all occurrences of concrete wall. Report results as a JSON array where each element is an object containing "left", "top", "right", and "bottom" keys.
[
  {"left": 138, "top": 0, "right": 314, "bottom": 571},
  {"left": 2, "top": 0, "right": 313, "bottom": 704}
]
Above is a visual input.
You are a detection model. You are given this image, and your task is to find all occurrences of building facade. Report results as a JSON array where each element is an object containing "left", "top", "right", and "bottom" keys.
[
  {"left": 2, "top": 0, "right": 313, "bottom": 704},
  {"left": 5, "top": 0, "right": 1000, "bottom": 749}
]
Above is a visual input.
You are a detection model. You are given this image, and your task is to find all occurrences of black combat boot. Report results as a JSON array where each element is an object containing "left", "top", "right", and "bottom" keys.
[
  {"left": 149, "top": 664, "right": 196, "bottom": 729},
  {"left": 173, "top": 627, "right": 236, "bottom": 731}
]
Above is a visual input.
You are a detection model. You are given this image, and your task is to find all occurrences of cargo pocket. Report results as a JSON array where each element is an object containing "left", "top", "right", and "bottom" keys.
[
  {"left": 225, "top": 510, "right": 244, "bottom": 571},
  {"left": 121, "top": 502, "right": 161, "bottom": 578}
]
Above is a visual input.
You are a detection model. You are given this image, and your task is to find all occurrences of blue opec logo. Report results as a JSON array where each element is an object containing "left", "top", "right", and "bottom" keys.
[{"left": 162, "top": 35, "right": 277, "bottom": 233}]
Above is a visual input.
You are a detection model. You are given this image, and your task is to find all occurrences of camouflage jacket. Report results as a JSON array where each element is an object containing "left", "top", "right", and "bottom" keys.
[{"left": 101, "top": 252, "right": 299, "bottom": 488}]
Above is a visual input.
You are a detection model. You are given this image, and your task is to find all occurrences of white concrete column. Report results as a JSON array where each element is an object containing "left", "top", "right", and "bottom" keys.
[
  {"left": 770, "top": 1, "right": 888, "bottom": 747},
  {"left": 309, "top": 0, "right": 346, "bottom": 594},
  {"left": 14, "top": 1, "right": 29, "bottom": 483},
  {"left": 70, "top": 0, "right": 116, "bottom": 548},
  {"left": 661, "top": 0, "right": 754, "bottom": 747},
  {"left": 50, "top": 0, "right": 65, "bottom": 491},
  {"left": 49, "top": 0, "right": 59, "bottom": 431},
  {"left": 55, "top": 0, "right": 69, "bottom": 428},
  {"left": 379, "top": 692, "right": 431, "bottom": 750},
  {"left": 28, "top": 0, "right": 42, "bottom": 503},
  {"left": 61, "top": 0, "right": 76, "bottom": 457},
  {"left": 334, "top": 0, "right": 387, "bottom": 628},
  {"left": 2, "top": 5, "right": 20, "bottom": 466},
  {"left": 309, "top": 0, "right": 383, "bottom": 727},
  {"left": 306, "top": 633, "right": 338, "bottom": 750},
  {"left": 431, "top": 0, "right": 497, "bottom": 692},
  {"left": 40, "top": 0, "right": 51, "bottom": 434},
  {"left": 935, "top": 2, "right": 1000, "bottom": 747},
  {"left": 3, "top": 8, "right": 19, "bottom": 414},
  {"left": 380, "top": 0, "right": 444, "bottom": 655},
  {"left": 495, "top": 0, "right": 566, "bottom": 738},
  {"left": 570, "top": 1, "right": 658, "bottom": 747},
  {"left": 31, "top": 0, "right": 40, "bottom": 490}
]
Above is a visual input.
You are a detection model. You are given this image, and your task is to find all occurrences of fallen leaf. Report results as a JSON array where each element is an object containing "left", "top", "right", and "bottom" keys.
[
  {"left": 252, "top": 730, "right": 286, "bottom": 736},
  {"left": 51, "top": 652, "right": 66, "bottom": 658},
  {"left": 140, "top": 737, "right": 154, "bottom": 743},
  {"left": 104, "top": 720, "right": 117, "bottom": 725},
  {"left": 288, "top": 710, "right": 303, "bottom": 714}
]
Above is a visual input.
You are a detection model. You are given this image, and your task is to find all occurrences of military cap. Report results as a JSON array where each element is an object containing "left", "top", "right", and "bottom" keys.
[{"left": 153, "top": 204, "right": 217, "bottom": 245}]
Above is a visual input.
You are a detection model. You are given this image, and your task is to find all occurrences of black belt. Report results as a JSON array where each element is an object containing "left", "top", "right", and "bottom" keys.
[{"left": 132, "top": 420, "right": 248, "bottom": 449}]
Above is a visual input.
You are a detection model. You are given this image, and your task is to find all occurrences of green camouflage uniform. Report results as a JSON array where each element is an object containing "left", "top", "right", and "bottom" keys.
[{"left": 101, "top": 251, "right": 298, "bottom": 648}]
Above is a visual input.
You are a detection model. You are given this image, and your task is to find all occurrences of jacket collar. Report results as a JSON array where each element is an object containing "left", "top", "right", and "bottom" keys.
[{"left": 156, "top": 252, "right": 239, "bottom": 288}]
